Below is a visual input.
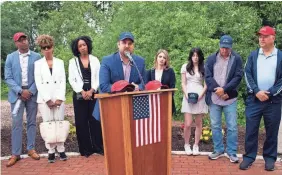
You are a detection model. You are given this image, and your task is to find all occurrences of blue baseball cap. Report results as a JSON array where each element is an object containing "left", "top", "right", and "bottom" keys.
[
  {"left": 119, "top": 32, "right": 134, "bottom": 42},
  {"left": 219, "top": 35, "right": 233, "bottom": 48}
]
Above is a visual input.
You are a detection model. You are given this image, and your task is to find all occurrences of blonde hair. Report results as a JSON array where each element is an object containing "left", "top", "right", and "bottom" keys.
[
  {"left": 36, "top": 34, "right": 54, "bottom": 47},
  {"left": 153, "top": 49, "right": 170, "bottom": 69}
]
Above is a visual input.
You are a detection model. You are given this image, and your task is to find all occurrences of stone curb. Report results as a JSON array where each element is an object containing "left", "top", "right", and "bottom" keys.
[{"left": 1, "top": 151, "right": 281, "bottom": 162}]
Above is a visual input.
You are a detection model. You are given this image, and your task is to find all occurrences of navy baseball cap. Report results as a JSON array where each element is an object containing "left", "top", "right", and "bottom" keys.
[
  {"left": 119, "top": 32, "right": 134, "bottom": 42},
  {"left": 219, "top": 35, "right": 233, "bottom": 48}
]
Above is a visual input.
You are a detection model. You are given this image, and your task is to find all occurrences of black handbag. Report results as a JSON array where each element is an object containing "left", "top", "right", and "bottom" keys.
[{"left": 188, "top": 93, "right": 199, "bottom": 104}]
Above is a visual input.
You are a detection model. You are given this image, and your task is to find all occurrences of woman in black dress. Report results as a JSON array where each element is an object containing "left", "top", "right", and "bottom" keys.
[{"left": 68, "top": 36, "right": 103, "bottom": 157}]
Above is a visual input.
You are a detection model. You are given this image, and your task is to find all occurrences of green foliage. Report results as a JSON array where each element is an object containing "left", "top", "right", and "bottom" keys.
[
  {"left": 1, "top": 1, "right": 281, "bottom": 127},
  {"left": 1, "top": 81, "right": 9, "bottom": 100}
]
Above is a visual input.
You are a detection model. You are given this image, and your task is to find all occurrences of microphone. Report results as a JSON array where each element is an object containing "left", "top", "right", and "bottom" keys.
[{"left": 124, "top": 51, "right": 145, "bottom": 89}]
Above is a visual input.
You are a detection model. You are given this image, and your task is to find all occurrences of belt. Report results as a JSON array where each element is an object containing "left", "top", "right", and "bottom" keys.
[{"left": 22, "top": 86, "right": 28, "bottom": 89}]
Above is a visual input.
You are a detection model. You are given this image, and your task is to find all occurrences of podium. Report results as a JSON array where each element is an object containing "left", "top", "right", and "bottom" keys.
[{"left": 95, "top": 89, "right": 176, "bottom": 175}]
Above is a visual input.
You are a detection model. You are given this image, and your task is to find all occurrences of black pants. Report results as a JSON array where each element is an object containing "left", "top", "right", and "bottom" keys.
[
  {"left": 73, "top": 93, "right": 103, "bottom": 156},
  {"left": 244, "top": 96, "right": 282, "bottom": 163}
]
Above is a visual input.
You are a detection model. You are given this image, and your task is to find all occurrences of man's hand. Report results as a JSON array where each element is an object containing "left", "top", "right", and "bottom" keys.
[
  {"left": 220, "top": 94, "right": 229, "bottom": 100},
  {"left": 255, "top": 90, "right": 270, "bottom": 102},
  {"left": 214, "top": 87, "right": 225, "bottom": 97},
  {"left": 131, "top": 82, "right": 139, "bottom": 91},
  {"left": 46, "top": 100, "right": 55, "bottom": 108},
  {"left": 55, "top": 100, "right": 63, "bottom": 107},
  {"left": 21, "top": 90, "right": 32, "bottom": 101}
]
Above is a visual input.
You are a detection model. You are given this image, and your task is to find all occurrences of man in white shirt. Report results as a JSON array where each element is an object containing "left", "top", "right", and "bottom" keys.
[{"left": 4, "top": 32, "right": 41, "bottom": 167}]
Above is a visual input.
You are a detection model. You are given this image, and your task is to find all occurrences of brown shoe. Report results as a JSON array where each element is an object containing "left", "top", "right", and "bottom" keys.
[
  {"left": 6, "top": 155, "right": 21, "bottom": 167},
  {"left": 27, "top": 149, "right": 40, "bottom": 160}
]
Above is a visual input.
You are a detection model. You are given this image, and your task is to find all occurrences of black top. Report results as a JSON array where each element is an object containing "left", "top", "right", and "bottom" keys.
[
  {"left": 78, "top": 58, "right": 91, "bottom": 91},
  {"left": 146, "top": 68, "right": 176, "bottom": 114}
]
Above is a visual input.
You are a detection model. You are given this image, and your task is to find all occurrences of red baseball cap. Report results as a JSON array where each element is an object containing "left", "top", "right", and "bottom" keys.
[
  {"left": 145, "top": 80, "right": 169, "bottom": 91},
  {"left": 257, "top": 26, "right": 276, "bottom": 36},
  {"left": 13, "top": 32, "right": 27, "bottom": 41},
  {"left": 111, "top": 80, "right": 135, "bottom": 93}
]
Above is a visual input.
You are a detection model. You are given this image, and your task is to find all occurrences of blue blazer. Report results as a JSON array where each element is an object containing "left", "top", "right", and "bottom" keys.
[
  {"left": 93, "top": 52, "right": 146, "bottom": 121},
  {"left": 4, "top": 50, "right": 41, "bottom": 103},
  {"left": 205, "top": 50, "right": 243, "bottom": 105}
]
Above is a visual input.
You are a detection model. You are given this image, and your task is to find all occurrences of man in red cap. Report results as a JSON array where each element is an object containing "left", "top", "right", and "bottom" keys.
[
  {"left": 241, "top": 26, "right": 282, "bottom": 171},
  {"left": 4, "top": 32, "right": 41, "bottom": 167}
]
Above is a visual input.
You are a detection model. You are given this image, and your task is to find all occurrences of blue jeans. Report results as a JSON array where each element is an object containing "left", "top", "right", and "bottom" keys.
[
  {"left": 11, "top": 100, "right": 37, "bottom": 155},
  {"left": 209, "top": 101, "right": 238, "bottom": 155}
]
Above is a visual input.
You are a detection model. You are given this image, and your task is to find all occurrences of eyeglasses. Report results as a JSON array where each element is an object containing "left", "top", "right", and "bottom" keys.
[{"left": 41, "top": 46, "right": 52, "bottom": 50}]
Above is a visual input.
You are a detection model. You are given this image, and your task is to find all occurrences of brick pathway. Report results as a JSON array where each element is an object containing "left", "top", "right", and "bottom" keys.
[{"left": 1, "top": 154, "right": 282, "bottom": 175}]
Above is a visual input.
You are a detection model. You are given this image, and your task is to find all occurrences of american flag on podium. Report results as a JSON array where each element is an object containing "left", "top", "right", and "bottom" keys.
[{"left": 132, "top": 94, "right": 161, "bottom": 147}]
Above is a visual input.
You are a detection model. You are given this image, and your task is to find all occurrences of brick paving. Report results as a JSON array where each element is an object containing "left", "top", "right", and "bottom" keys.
[{"left": 1, "top": 154, "right": 282, "bottom": 175}]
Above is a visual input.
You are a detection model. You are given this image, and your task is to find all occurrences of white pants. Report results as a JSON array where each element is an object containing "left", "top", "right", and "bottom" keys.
[
  {"left": 38, "top": 101, "right": 65, "bottom": 154},
  {"left": 278, "top": 105, "right": 282, "bottom": 154}
]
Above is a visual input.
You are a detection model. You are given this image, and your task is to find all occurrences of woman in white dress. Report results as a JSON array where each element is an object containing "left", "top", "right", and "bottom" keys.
[
  {"left": 34, "top": 35, "right": 67, "bottom": 163},
  {"left": 181, "top": 48, "right": 208, "bottom": 156}
]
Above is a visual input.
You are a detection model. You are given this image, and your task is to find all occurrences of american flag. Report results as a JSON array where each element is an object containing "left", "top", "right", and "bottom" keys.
[{"left": 132, "top": 94, "right": 161, "bottom": 147}]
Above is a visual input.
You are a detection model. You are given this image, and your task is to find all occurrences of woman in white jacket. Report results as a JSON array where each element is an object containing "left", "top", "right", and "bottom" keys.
[
  {"left": 68, "top": 36, "right": 103, "bottom": 157},
  {"left": 34, "top": 35, "right": 67, "bottom": 163}
]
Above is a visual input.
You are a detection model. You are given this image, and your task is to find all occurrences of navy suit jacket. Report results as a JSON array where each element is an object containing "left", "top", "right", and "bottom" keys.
[
  {"left": 93, "top": 52, "right": 146, "bottom": 121},
  {"left": 4, "top": 50, "right": 41, "bottom": 103},
  {"left": 146, "top": 68, "right": 176, "bottom": 114}
]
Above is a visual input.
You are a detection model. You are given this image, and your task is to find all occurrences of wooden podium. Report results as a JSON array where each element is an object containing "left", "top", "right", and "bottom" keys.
[{"left": 95, "top": 89, "right": 175, "bottom": 175}]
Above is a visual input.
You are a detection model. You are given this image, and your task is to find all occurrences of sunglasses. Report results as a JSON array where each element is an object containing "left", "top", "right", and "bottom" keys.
[{"left": 41, "top": 46, "right": 52, "bottom": 50}]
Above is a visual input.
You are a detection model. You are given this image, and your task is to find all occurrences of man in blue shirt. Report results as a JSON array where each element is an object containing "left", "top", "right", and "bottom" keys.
[{"left": 241, "top": 26, "right": 282, "bottom": 171}]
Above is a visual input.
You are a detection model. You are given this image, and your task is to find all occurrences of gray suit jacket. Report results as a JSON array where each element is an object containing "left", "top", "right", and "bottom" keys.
[{"left": 5, "top": 50, "right": 41, "bottom": 103}]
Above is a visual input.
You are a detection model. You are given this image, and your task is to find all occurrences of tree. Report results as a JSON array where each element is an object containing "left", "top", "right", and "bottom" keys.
[{"left": 94, "top": 2, "right": 260, "bottom": 117}]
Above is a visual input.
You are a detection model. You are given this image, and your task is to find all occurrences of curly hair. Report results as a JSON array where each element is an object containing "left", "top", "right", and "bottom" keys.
[
  {"left": 36, "top": 34, "right": 54, "bottom": 47},
  {"left": 70, "top": 36, "right": 93, "bottom": 57}
]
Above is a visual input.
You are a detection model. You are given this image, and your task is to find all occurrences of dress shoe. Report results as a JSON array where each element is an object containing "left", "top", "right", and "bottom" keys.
[
  {"left": 239, "top": 160, "right": 253, "bottom": 170},
  {"left": 27, "top": 149, "right": 40, "bottom": 160},
  {"left": 265, "top": 161, "right": 275, "bottom": 171},
  {"left": 6, "top": 155, "right": 21, "bottom": 167}
]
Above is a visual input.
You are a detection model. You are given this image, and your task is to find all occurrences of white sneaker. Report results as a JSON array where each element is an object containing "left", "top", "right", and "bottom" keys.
[
  {"left": 192, "top": 145, "right": 200, "bottom": 155},
  {"left": 184, "top": 144, "right": 192, "bottom": 155}
]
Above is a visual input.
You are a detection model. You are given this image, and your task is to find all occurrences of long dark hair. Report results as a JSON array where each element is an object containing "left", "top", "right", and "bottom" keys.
[
  {"left": 186, "top": 47, "right": 205, "bottom": 77},
  {"left": 70, "top": 36, "right": 93, "bottom": 57}
]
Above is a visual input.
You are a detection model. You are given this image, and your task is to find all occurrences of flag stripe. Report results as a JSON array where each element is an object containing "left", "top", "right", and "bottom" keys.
[
  {"left": 153, "top": 94, "right": 157, "bottom": 143},
  {"left": 149, "top": 95, "right": 153, "bottom": 144},
  {"left": 157, "top": 94, "right": 161, "bottom": 142},
  {"left": 136, "top": 120, "right": 139, "bottom": 147},
  {"left": 145, "top": 118, "right": 148, "bottom": 145},
  {"left": 140, "top": 117, "right": 143, "bottom": 146}
]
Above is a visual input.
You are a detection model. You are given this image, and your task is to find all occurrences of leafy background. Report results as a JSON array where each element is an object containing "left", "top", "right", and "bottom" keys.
[{"left": 1, "top": 1, "right": 282, "bottom": 126}]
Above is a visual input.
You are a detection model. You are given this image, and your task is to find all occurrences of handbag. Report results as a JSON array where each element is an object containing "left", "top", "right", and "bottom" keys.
[
  {"left": 39, "top": 107, "right": 70, "bottom": 144},
  {"left": 188, "top": 93, "right": 199, "bottom": 104}
]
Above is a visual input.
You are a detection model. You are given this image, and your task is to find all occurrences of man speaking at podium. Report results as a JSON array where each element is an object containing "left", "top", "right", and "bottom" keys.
[
  {"left": 93, "top": 32, "right": 146, "bottom": 121},
  {"left": 99, "top": 31, "right": 146, "bottom": 92}
]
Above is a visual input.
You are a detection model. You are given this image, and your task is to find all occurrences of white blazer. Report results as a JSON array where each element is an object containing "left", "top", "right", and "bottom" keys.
[
  {"left": 68, "top": 55, "right": 100, "bottom": 93},
  {"left": 34, "top": 57, "right": 66, "bottom": 103}
]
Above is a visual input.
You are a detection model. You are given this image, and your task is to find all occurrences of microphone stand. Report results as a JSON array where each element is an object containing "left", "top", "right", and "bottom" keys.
[{"left": 124, "top": 51, "right": 145, "bottom": 89}]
